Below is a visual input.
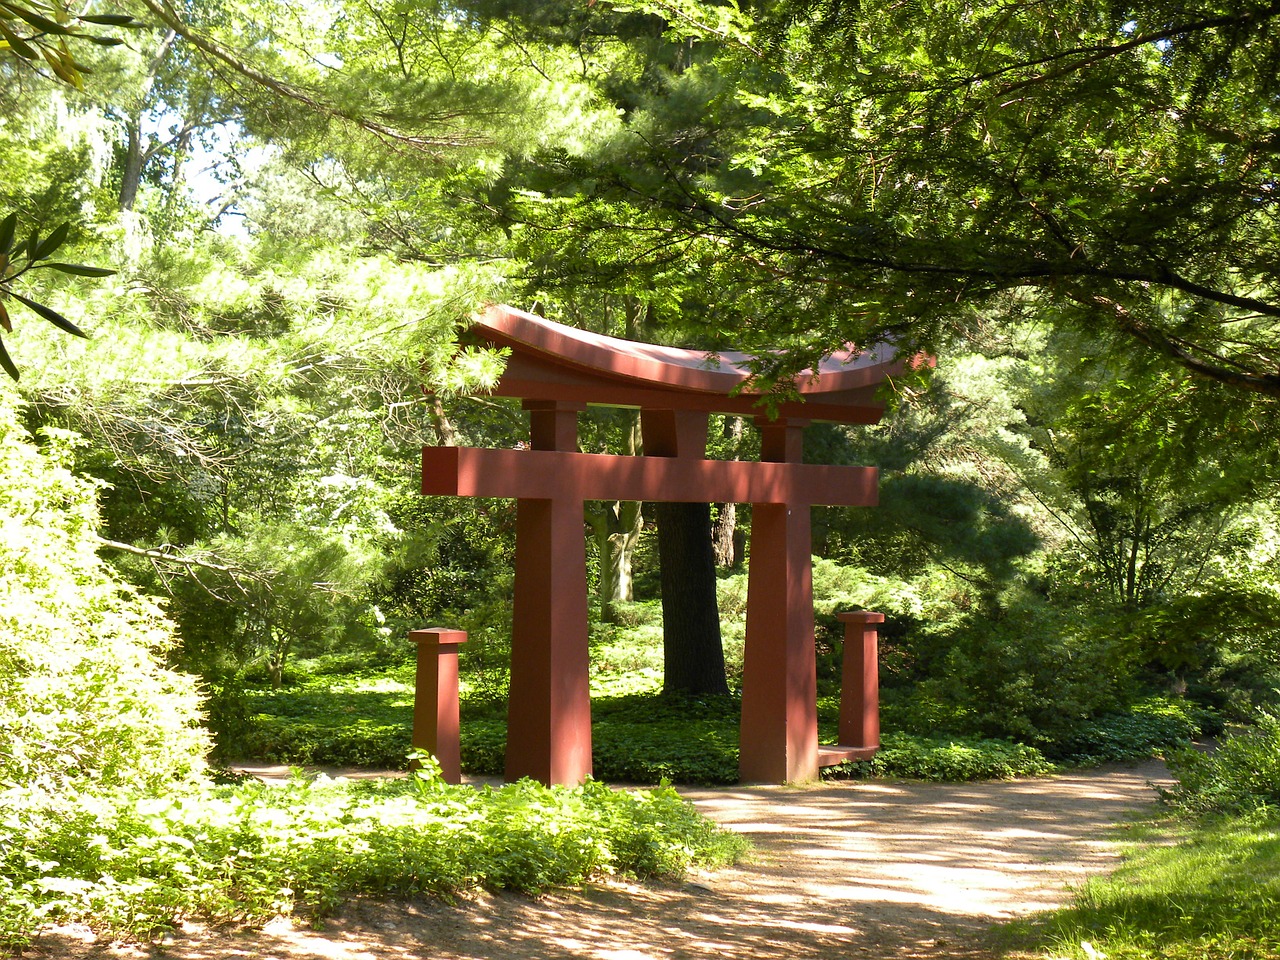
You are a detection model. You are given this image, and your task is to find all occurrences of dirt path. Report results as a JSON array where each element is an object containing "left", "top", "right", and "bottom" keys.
[{"left": 30, "top": 762, "right": 1170, "bottom": 960}]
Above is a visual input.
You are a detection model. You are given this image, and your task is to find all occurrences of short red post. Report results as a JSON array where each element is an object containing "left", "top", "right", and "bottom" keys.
[
  {"left": 836, "top": 611, "right": 884, "bottom": 753},
  {"left": 409, "top": 628, "right": 468, "bottom": 784}
]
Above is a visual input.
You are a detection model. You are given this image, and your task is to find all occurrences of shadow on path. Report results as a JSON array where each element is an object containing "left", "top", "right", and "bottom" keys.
[{"left": 30, "top": 763, "right": 1171, "bottom": 960}]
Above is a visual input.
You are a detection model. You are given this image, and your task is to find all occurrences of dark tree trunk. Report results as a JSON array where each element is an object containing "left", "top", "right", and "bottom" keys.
[{"left": 655, "top": 500, "right": 729, "bottom": 696}]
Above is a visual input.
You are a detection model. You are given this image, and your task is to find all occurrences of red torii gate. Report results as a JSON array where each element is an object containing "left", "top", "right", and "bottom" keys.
[{"left": 421, "top": 304, "right": 912, "bottom": 784}]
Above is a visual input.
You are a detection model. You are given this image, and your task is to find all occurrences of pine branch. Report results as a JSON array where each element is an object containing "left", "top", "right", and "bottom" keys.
[{"left": 136, "top": 0, "right": 489, "bottom": 155}]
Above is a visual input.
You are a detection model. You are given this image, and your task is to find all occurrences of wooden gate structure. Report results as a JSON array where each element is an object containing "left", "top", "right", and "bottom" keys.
[{"left": 421, "top": 304, "right": 913, "bottom": 784}]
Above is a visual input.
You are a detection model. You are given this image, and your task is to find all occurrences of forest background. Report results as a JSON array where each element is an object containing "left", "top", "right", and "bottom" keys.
[{"left": 3, "top": 1, "right": 1280, "bottom": 957}]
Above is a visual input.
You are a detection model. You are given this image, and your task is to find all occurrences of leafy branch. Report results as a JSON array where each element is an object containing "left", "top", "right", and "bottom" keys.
[
  {"left": 0, "top": 213, "right": 115, "bottom": 380},
  {"left": 94, "top": 535, "right": 270, "bottom": 603},
  {"left": 0, "top": 0, "right": 138, "bottom": 88}
]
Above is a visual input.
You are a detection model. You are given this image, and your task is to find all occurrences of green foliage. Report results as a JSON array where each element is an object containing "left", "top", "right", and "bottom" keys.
[
  {"left": 0, "top": 2, "right": 138, "bottom": 89},
  {"left": 0, "top": 393, "right": 208, "bottom": 793},
  {"left": 0, "top": 210, "right": 105, "bottom": 379},
  {"left": 826, "top": 733, "right": 1056, "bottom": 783},
  {"left": 230, "top": 690, "right": 414, "bottom": 768},
  {"left": 498, "top": 0, "right": 1280, "bottom": 402},
  {"left": 590, "top": 694, "right": 742, "bottom": 784},
  {"left": 1164, "top": 714, "right": 1280, "bottom": 817},
  {"left": 1010, "top": 812, "right": 1280, "bottom": 960},
  {"left": 906, "top": 594, "right": 1136, "bottom": 746},
  {"left": 0, "top": 771, "right": 746, "bottom": 951},
  {"left": 228, "top": 661, "right": 1079, "bottom": 784},
  {"left": 1116, "top": 582, "right": 1280, "bottom": 696},
  {"left": 1048, "top": 698, "right": 1213, "bottom": 766}
]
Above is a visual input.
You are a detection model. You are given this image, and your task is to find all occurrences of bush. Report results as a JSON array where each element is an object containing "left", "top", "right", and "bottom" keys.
[
  {"left": 908, "top": 597, "right": 1135, "bottom": 746},
  {"left": 1164, "top": 712, "right": 1280, "bottom": 816},
  {"left": 1045, "top": 697, "right": 1210, "bottom": 765},
  {"left": 0, "top": 396, "right": 208, "bottom": 794}
]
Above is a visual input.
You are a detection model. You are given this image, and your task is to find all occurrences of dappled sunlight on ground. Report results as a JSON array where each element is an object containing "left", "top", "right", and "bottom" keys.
[{"left": 28, "top": 762, "right": 1170, "bottom": 960}]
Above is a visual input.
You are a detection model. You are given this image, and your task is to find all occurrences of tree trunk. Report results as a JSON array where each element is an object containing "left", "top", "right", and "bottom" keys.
[
  {"left": 427, "top": 393, "right": 458, "bottom": 446},
  {"left": 118, "top": 28, "right": 177, "bottom": 212},
  {"left": 587, "top": 499, "right": 643, "bottom": 622},
  {"left": 710, "top": 417, "right": 744, "bottom": 568},
  {"left": 655, "top": 500, "right": 729, "bottom": 696},
  {"left": 711, "top": 501, "right": 738, "bottom": 568},
  {"left": 585, "top": 409, "right": 643, "bottom": 623},
  {"left": 119, "top": 121, "right": 144, "bottom": 212}
]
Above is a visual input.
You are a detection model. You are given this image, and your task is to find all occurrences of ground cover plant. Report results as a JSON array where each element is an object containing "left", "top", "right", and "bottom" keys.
[
  {"left": 0, "top": 762, "right": 747, "bottom": 954},
  {"left": 222, "top": 642, "right": 1203, "bottom": 784}
]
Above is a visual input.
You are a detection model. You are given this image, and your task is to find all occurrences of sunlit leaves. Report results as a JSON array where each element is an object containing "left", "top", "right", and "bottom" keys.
[
  {"left": 0, "top": 0, "right": 138, "bottom": 88},
  {"left": 0, "top": 211, "right": 110, "bottom": 379},
  {"left": 0, "top": 396, "right": 210, "bottom": 798},
  {"left": 489, "top": 0, "right": 1280, "bottom": 399}
]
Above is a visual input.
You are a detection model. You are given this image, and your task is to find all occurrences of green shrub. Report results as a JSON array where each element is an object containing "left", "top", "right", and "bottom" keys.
[
  {"left": 909, "top": 597, "right": 1135, "bottom": 746},
  {"left": 825, "top": 732, "right": 1056, "bottom": 781},
  {"left": 0, "top": 396, "right": 208, "bottom": 794},
  {"left": 1164, "top": 712, "right": 1280, "bottom": 816},
  {"left": 1045, "top": 697, "right": 1209, "bottom": 765}
]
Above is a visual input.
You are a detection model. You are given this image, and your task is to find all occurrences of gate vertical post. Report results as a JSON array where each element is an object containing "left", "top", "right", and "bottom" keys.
[
  {"left": 409, "top": 628, "right": 468, "bottom": 784},
  {"left": 739, "top": 419, "right": 819, "bottom": 783},
  {"left": 504, "top": 401, "right": 593, "bottom": 785},
  {"left": 836, "top": 611, "right": 884, "bottom": 752}
]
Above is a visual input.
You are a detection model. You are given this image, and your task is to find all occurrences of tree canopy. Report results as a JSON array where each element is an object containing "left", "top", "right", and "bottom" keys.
[{"left": 474, "top": 0, "right": 1280, "bottom": 403}]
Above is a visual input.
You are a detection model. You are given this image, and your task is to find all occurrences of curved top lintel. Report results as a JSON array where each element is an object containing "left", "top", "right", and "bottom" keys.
[{"left": 470, "top": 304, "right": 911, "bottom": 407}]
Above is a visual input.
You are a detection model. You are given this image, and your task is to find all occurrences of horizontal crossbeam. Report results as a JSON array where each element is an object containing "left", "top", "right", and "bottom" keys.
[{"left": 422, "top": 446, "right": 879, "bottom": 506}]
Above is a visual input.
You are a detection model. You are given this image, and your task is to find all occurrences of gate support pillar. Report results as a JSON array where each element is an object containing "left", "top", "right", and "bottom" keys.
[
  {"left": 504, "top": 401, "right": 592, "bottom": 786},
  {"left": 740, "top": 418, "right": 819, "bottom": 783}
]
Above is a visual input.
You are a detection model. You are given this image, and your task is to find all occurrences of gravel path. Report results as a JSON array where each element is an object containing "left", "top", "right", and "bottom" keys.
[{"left": 29, "top": 761, "right": 1170, "bottom": 960}]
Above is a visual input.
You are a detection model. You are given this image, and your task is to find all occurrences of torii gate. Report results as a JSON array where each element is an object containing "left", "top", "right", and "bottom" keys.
[{"left": 421, "top": 304, "right": 912, "bottom": 785}]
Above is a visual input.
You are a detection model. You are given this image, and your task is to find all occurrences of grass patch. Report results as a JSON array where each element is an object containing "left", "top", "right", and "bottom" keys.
[{"left": 1005, "top": 811, "right": 1280, "bottom": 959}]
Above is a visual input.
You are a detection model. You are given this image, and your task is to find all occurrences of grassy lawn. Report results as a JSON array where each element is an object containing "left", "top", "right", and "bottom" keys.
[{"left": 1003, "top": 811, "right": 1280, "bottom": 960}]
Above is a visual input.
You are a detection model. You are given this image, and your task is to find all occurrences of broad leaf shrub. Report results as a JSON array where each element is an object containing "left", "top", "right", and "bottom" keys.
[
  {"left": 0, "top": 768, "right": 746, "bottom": 951},
  {"left": 1163, "top": 712, "right": 1280, "bottom": 816}
]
